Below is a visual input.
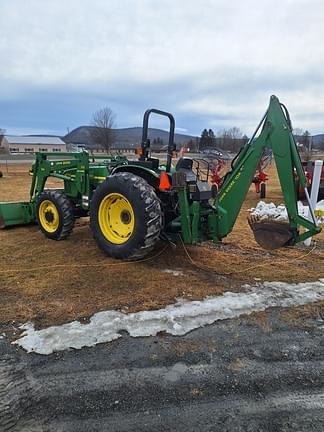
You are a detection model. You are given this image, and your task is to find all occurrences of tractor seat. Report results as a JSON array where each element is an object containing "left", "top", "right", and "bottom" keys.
[{"left": 175, "top": 157, "right": 197, "bottom": 182}]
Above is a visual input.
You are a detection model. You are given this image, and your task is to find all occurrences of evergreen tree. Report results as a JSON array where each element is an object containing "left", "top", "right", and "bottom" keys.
[
  {"left": 200, "top": 128, "right": 216, "bottom": 150},
  {"left": 301, "top": 130, "right": 311, "bottom": 151},
  {"left": 208, "top": 129, "right": 216, "bottom": 147}
]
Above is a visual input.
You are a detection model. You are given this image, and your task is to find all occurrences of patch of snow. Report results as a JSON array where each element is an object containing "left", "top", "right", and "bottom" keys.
[
  {"left": 250, "top": 201, "right": 324, "bottom": 224},
  {"left": 249, "top": 201, "right": 288, "bottom": 221},
  {"left": 14, "top": 279, "right": 324, "bottom": 355},
  {"left": 163, "top": 269, "right": 184, "bottom": 277}
]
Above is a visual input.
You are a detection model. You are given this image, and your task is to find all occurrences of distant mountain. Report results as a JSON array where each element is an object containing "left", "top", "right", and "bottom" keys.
[
  {"left": 312, "top": 134, "right": 324, "bottom": 148},
  {"left": 44, "top": 126, "right": 324, "bottom": 151},
  {"left": 63, "top": 126, "right": 197, "bottom": 150}
]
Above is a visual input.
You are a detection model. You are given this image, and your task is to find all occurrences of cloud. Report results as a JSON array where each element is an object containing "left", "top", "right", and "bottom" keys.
[{"left": 1, "top": 0, "right": 324, "bottom": 134}]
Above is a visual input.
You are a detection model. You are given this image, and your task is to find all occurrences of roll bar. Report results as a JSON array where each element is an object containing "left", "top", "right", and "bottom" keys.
[{"left": 141, "top": 108, "right": 176, "bottom": 172}]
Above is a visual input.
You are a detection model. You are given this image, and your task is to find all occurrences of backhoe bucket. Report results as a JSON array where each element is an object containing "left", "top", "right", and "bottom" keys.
[
  {"left": 0, "top": 202, "right": 35, "bottom": 228},
  {"left": 248, "top": 215, "right": 295, "bottom": 250}
]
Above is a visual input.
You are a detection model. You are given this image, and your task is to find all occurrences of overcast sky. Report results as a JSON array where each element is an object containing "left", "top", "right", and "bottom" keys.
[{"left": 1, "top": 0, "right": 324, "bottom": 137}]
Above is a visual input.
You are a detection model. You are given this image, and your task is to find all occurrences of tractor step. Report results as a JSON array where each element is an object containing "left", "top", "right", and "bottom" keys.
[
  {"left": 248, "top": 215, "right": 295, "bottom": 250},
  {"left": 0, "top": 202, "right": 35, "bottom": 228}
]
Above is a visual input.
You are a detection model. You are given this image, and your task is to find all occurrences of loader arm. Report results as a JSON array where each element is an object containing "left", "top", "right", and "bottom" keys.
[{"left": 216, "top": 95, "right": 321, "bottom": 245}]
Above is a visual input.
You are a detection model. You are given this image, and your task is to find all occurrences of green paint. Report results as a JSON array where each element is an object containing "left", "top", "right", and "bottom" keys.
[{"left": 178, "top": 188, "right": 192, "bottom": 243}]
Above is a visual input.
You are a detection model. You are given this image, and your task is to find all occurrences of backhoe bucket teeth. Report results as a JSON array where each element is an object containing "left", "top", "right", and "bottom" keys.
[
  {"left": 0, "top": 202, "right": 35, "bottom": 228},
  {"left": 248, "top": 215, "right": 295, "bottom": 250}
]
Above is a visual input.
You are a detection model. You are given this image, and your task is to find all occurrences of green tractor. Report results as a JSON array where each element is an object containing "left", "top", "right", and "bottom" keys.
[{"left": 0, "top": 96, "right": 321, "bottom": 259}]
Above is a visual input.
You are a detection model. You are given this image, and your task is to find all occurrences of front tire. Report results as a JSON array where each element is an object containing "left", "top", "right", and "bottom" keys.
[
  {"left": 90, "top": 172, "right": 162, "bottom": 260},
  {"left": 36, "top": 190, "right": 75, "bottom": 240}
]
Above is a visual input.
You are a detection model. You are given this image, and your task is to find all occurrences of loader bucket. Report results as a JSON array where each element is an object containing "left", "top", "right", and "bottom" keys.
[
  {"left": 0, "top": 202, "right": 35, "bottom": 228},
  {"left": 248, "top": 215, "right": 295, "bottom": 250}
]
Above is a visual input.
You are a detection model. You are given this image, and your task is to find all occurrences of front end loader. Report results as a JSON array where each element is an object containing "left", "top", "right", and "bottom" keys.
[{"left": 0, "top": 96, "right": 321, "bottom": 259}]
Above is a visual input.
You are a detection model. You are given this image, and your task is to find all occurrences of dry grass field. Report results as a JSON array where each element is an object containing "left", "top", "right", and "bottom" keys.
[{"left": 0, "top": 160, "right": 323, "bottom": 331}]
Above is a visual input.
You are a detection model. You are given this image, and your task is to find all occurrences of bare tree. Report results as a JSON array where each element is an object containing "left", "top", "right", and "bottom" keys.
[
  {"left": 300, "top": 130, "right": 311, "bottom": 152},
  {"left": 217, "top": 127, "right": 244, "bottom": 152},
  {"left": 227, "top": 127, "right": 243, "bottom": 140},
  {"left": 91, "top": 107, "right": 116, "bottom": 152},
  {"left": 293, "top": 127, "right": 304, "bottom": 138}
]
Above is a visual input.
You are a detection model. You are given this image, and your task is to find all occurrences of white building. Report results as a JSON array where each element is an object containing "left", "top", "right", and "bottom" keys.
[{"left": 0, "top": 136, "right": 67, "bottom": 154}]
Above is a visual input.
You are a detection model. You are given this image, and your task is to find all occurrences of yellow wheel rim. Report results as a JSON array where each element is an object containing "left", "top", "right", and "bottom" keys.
[
  {"left": 98, "top": 193, "right": 135, "bottom": 244},
  {"left": 38, "top": 200, "right": 60, "bottom": 233}
]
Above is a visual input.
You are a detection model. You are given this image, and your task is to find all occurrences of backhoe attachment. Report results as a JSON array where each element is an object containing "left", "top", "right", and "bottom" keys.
[{"left": 216, "top": 95, "right": 321, "bottom": 249}]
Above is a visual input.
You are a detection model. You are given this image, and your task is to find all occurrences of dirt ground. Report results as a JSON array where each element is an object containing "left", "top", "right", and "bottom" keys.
[{"left": 0, "top": 160, "right": 323, "bottom": 331}]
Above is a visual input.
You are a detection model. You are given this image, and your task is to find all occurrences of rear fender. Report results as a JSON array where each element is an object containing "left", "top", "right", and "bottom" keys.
[{"left": 111, "top": 165, "right": 160, "bottom": 190}]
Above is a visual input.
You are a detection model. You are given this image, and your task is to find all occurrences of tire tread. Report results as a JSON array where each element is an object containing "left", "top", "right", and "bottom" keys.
[{"left": 36, "top": 190, "right": 75, "bottom": 240}]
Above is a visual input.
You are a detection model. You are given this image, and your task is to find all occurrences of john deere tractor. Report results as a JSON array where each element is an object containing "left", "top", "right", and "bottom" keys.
[{"left": 0, "top": 96, "right": 321, "bottom": 259}]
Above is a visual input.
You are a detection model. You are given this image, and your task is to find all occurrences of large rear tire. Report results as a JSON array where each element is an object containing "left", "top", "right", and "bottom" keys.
[
  {"left": 36, "top": 190, "right": 75, "bottom": 240},
  {"left": 90, "top": 172, "right": 162, "bottom": 260}
]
